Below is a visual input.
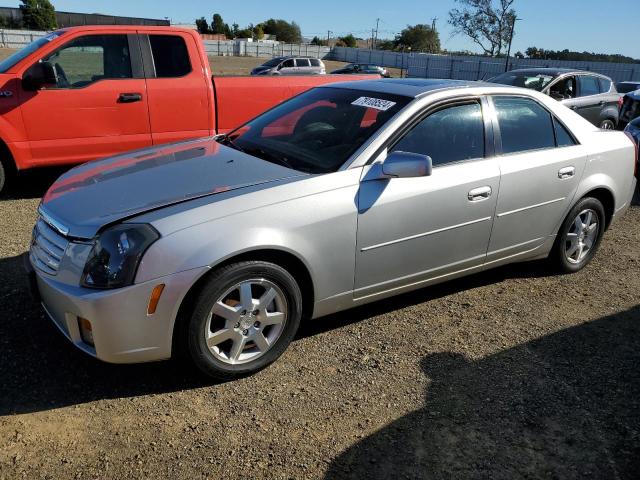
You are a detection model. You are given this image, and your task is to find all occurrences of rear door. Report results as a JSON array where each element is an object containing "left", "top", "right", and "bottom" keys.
[
  {"left": 295, "top": 58, "right": 310, "bottom": 75},
  {"left": 573, "top": 75, "right": 605, "bottom": 125},
  {"left": 486, "top": 95, "right": 588, "bottom": 262},
  {"left": 140, "top": 32, "right": 211, "bottom": 145},
  {"left": 19, "top": 32, "right": 151, "bottom": 166}
]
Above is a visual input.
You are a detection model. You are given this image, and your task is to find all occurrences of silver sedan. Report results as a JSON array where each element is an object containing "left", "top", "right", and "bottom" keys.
[{"left": 28, "top": 79, "right": 638, "bottom": 379}]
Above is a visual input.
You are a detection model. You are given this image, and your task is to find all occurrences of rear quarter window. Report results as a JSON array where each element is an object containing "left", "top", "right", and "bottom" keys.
[
  {"left": 149, "top": 35, "right": 191, "bottom": 78},
  {"left": 309, "top": 58, "right": 321, "bottom": 67},
  {"left": 598, "top": 78, "right": 612, "bottom": 93}
]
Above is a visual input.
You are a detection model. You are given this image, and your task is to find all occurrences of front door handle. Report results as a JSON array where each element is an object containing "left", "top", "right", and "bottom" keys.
[
  {"left": 118, "top": 92, "right": 142, "bottom": 103},
  {"left": 468, "top": 186, "right": 492, "bottom": 201},
  {"left": 558, "top": 166, "right": 575, "bottom": 179}
]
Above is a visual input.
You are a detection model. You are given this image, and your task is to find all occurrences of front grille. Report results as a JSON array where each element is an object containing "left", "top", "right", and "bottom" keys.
[{"left": 30, "top": 218, "right": 69, "bottom": 275}]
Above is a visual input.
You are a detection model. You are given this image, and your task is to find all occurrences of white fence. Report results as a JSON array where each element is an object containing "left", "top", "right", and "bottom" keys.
[
  {"left": 0, "top": 28, "right": 46, "bottom": 49},
  {"left": 203, "top": 40, "right": 330, "bottom": 59},
  {"left": 331, "top": 47, "right": 640, "bottom": 83}
]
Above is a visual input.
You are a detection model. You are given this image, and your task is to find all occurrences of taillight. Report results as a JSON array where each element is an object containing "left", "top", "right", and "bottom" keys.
[
  {"left": 625, "top": 131, "right": 639, "bottom": 178},
  {"left": 618, "top": 96, "right": 624, "bottom": 110}
]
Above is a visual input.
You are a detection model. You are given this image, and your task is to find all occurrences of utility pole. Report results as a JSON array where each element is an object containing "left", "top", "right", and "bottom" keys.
[
  {"left": 327, "top": 30, "right": 332, "bottom": 47},
  {"left": 504, "top": 17, "right": 521, "bottom": 72},
  {"left": 371, "top": 29, "right": 375, "bottom": 49},
  {"left": 373, "top": 18, "right": 379, "bottom": 50},
  {"left": 431, "top": 17, "right": 437, "bottom": 31}
]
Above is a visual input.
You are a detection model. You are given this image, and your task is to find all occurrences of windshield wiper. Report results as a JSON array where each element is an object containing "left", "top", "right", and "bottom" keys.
[
  {"left": 217, "top": 134, "right": 247, "bottom": 154},
  {"left": 243, "top": 146, "right": 296, "bottom": 170}
]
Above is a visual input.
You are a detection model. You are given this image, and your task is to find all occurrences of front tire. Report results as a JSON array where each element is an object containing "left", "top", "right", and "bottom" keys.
[
  {"left": 599, "top": 119, "right": 615, "bottom": 130},
  {"left": 551, "top": 197, "right": 605, "bottom": 273},
  {"left": 185, "top": 261, "right": 303, "bottom": 380}
]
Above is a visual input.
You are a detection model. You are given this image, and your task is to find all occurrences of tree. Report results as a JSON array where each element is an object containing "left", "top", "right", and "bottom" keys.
[
  {"left": 395, "top": 24, "right": 440, "bottom": 53},
  {"left": 211, "top": 13, "right": 226, "bottom": 35},
  {"left": 195, "top": 17, "right": 210, "bottom": 34},
  {"left": 448, "top": 0, "right": 516, "bottom": 57},
  {"left": 20, "top": 0, "right": 57, "bottom": 31},
  {"left": 339, "top": 34, "right": 357, "bottom": 48},
  {"left": 253, "top": 24, "right": 265, "bottom": 40},
  {"left": 261, "top": 19, "right": 302, "bottom": 44},
  {"left": 310, "top": 36, "right": 327, "bottom": 46}
]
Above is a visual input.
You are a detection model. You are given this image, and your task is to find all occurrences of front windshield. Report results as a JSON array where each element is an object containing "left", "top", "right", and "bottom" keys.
[
  {"left": 488, "top": 72, "right": 555, "bottom": 91},
  {"left": 0, "top": 31, "right": 65, "bottom": 73},
  {"left": 219, "top": 87, "right": 410, "bottom": 174},
  {"left": 261, "top": 58, "right": 283, "bottom": 68}
]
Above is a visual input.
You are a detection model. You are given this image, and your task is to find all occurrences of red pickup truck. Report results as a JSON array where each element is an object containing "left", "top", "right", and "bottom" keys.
[{"left": 0, "top": 26, "right": 374, "bottom": 193}]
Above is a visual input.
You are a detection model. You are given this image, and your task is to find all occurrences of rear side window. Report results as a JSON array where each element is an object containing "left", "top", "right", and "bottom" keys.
[
  {"left": 309, "top": 58, "right": 321, "bottom": 67},
  {"left": 392, "top": 102, "right": 485, "bottom": 166},
  {"left": 598, "top": 78, "right": 612, "bottom": 93},
  {"left": 578, "top": 76, "right": 600, "bottom": 97},
  {"left": 149, "top": 35, "right": 191, "bottom": 78},
  {"left": 295, "top": 58, "right": 310, "bottom": 67},
  {"left": 553, "top": 118, "right": 577, "bottom": 147},
  {"left": 493, "top": 96, "right": 556, "bottom": 154}
]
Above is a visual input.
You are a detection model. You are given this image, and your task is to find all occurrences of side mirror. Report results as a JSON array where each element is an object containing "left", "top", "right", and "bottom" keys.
[
  {"left": 22, "top": 61, "right": 58, "bottom": 91},
  {"left": 354, "top": 65, "right": 360, "bottom": 72},
  {"left": 382, "top": 151, "right": 432, "bottom": 178}
]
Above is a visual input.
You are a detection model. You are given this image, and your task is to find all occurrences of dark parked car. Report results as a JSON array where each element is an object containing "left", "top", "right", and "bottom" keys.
[
  {"left": 615, "top": 81, "right": 640, "bottom": 94},
  {"left": 619, "top": 89, "right": 640, "bottom": 130},
  {"left": 489, "top": 68, "right": 619, "bottom": 129},
  {"left": 331, "top": 63, "right": 390, "bottom": 77}
]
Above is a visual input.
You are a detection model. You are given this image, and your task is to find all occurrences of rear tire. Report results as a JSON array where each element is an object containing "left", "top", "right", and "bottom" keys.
[
  {"left": 0, "top": 157, "right": 14, "bottom": 197},
  {"left": 550, "top": 197, "right": 605, "bottom": 273},
  {"left": 184, "top": 261, "right": 303, "bottom": 380}
]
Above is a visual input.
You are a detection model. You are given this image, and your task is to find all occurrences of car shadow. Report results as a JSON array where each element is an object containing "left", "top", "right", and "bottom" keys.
[
  {"left": 1, "top": 251, "right": 557, "bottom": 416},
  {"left": 0, "top": 167, "right": 69, "bottom": 200},
  {"left": 324, "top": 305, "right": 640, "bottom": 479}
]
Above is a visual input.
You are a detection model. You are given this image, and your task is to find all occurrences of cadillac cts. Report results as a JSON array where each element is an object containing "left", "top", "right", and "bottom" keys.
[{"left": 27, "top": 79, "right": 638, "bottom": 379}]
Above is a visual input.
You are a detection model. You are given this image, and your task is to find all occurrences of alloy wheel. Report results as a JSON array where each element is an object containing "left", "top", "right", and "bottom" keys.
[
  {"left": 204, "top": 278, "right": 288, "bottom": 365},
  {"left": 565, "top": 209, "right": 599, "bottom": 264}
]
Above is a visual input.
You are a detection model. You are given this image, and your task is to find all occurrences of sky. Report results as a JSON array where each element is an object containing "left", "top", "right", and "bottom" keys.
[{"left": 6, "top": 0, "right": 639, "bottom": 59}]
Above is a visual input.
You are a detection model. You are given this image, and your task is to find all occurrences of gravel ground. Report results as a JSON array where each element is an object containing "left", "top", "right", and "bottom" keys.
[{"left": 0, "top": 171, "right": 639, "bottom": 480}]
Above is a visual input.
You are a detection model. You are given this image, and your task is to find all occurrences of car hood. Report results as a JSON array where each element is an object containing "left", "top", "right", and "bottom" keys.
[{"left": 40, "top": 138, "right": 306, "bottom": 239}]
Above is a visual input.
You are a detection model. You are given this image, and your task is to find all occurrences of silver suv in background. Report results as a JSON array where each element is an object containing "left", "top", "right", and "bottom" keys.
[
  {"left": 489, "top": 68, "right": 620, "bottom": 129},
  {"left": 251, "top": 56, "right": 326, "bottom": 75}
]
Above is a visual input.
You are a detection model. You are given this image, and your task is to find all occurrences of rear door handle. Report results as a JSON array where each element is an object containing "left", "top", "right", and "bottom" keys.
[
  {"left": 468, "top": 186, "right": 492, "bottom": 201},
  {"left": 558, "top": 166, "right": 575, "bottom": 179},
  {"left": 118, "top": 93, "right": 142, "bottom": 103}
]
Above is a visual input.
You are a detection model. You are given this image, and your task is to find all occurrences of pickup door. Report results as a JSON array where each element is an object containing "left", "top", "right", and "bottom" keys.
[{"left": 19, "top": 32, "right": 152, "bottom": 166}]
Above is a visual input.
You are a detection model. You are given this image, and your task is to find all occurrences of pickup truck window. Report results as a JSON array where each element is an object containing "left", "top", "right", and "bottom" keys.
[
  {"left": 149, "top": 35, "right": 191, "bottom": 78},
  {"left": 43, "top": 35, "right": 132, "bottom": 88},
  {"left": 221, "top": 87, "right": 410, "bottom": 174}
]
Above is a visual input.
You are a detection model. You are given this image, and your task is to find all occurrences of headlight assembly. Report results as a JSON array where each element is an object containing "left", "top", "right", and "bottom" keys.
[{"left": 81, "top": 224, "right": 159, "bottom": 289}]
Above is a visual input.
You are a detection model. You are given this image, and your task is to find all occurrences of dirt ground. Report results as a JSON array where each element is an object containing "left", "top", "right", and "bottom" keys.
[{"left": 0, "top": 167, "right": 639, "bottom": 479}]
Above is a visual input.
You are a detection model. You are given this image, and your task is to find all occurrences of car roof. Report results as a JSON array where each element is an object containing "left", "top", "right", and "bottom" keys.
[
  {"left": 322, "top": 78, "right": 495, "bottom": 98},
  {"left": 502, "top": 67, "right": 610, "bottom": 78},
  {"left": 618, "top": 81, "right": 640, "bottom": 84}
]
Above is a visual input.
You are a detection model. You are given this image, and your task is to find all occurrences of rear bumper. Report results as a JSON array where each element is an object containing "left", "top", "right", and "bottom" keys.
[{"left": 31, "top": 264, "right": 208, "bottom": 364}]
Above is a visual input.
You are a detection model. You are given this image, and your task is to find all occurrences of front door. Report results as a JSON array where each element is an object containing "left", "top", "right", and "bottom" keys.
[
  {"left": 355, "top": 100, "right": 500, "bottom": 300},
  {"left": 19, "top": 33, "right": 151, "bottom": 166},
  {"left": 487, "top": 95, "right": 588, "bottom": 262}
]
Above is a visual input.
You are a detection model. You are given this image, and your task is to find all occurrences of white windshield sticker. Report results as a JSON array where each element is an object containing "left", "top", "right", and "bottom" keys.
[{"left": 351, "top": 96, "right": 396, "bottom": 111}]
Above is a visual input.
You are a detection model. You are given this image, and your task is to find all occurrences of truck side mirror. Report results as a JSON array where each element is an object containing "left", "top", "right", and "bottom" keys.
[{"left": 22, "top": 61, "right": 58, "bottom": 91}]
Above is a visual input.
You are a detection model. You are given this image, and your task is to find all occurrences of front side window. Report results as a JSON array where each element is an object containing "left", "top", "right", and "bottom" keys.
[
  {"left": 578, "top": 76, "right": 600, "bottom": 97},
  {"left": 281, "top": 59, "right": 294, "bottom": 68},
  {"left": 493, "top": 96, "right": 556, "bottom": 154},
  {"left": 549, "top": 76, "right": 576, "bottom": 99},
  {"left": 391, "top": 102, "right": 485, "bottom": 167},
  {"left": 43, "top": 34, "right": 131, "bottom": 88},
  {"left": 149, "top": 35, "right": 191, "bottom": 78},
  {"left": 220, "top": 88, "right": 410, "bottom": 174}
]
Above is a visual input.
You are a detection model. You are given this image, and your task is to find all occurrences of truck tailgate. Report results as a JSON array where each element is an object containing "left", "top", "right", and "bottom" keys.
[{"left": 212, "top": 75, "right": 378, "bottom": 133}]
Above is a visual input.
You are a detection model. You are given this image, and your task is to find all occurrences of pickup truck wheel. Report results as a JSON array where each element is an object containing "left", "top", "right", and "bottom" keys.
[
  {"left": 0, "top": 157, "right": 14, "bottom": 196},
  {"left": 185, "top": 261, "right": 302, "bottom": 380},
  {"left": 550, "top": 197, "right": 605, "bottom": 273},
  {"left": 599, "top": 119, "right": 615, "bottom": 130}
]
